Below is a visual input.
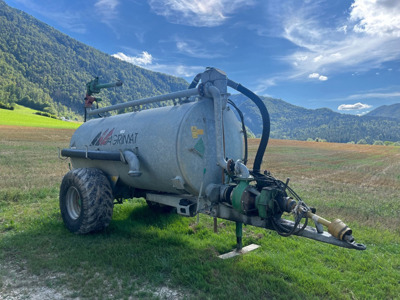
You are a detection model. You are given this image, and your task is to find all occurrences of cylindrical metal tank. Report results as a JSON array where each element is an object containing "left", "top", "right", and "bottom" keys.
[{"left": 68, "top": 97, "right": 244, "bottom": 195}]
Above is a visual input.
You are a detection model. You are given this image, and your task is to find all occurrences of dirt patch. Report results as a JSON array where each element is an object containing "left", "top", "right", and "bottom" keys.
[
  {"left": 0, "top": 262, "right": 186, "bottom": 300},
  {"left": 0, "top": 262, "right": 70, "bottom": 300}
]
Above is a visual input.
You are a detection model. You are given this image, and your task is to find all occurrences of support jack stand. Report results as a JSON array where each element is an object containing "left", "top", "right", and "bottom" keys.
[
  {"left": 218, "top": 222, "right": 260, "bottom": 259},
  {"left": 218, "top": 244, "right": 260, "bottom": 259}
]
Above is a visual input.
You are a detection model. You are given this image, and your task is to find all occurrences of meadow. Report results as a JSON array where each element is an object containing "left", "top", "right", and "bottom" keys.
[
  {"left": 0, "top": 122, "right": 399, "bottom": 299},
  {"left": 0, "top": 104, "right": 81, "bottom": 129}
]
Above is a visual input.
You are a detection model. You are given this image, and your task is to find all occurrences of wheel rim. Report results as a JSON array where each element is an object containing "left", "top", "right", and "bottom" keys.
[{"left": 66, "top": 186, "right": 81, "bottom": 220}]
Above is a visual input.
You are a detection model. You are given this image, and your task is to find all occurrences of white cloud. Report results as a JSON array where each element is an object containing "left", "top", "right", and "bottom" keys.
[
  {"left": 350, "top": 0, "right": 400, "bottom": 37},
  {"left": 338, "top": 102, "right": 372, "bottom": 111},
  {"left": 313, "top": 55, "right": 323, "bottom": 62},
  {"left": 175, "top": 39, "right": 222, "bottom": 58},
  {"left": 298, "top": 55, "right": 308, "bottom": 61},
  {"left": 254, "top": 77, "right": 278, "bottom": 94},
  {"left": 148, "top": 64, "right": 204, "bottom": 78},
  {"left": 273, "top": 0, "right": 400, "bottom": 81},
  {"left": 95, "top": 0, "right": 119, "bottom": 10},
  {"left": 148, "top": 0, "right": 253, "bottom": 27},
  {"left": 51, "top": 12, "right": 88, "bottom": 34},
  {"left": 347, "top": 92, "right": 400, "bottom": 100},
  {"left": 324, "top": 90, "right": 400, "bottom": 103},
  {"left": 356, "top": 111, "right": 370, "bottom": 116},
  {"left": 337, "top": 25, "right": 348, "bottom": 34},
  {"left": 111, "top": 51, "right": 203, "bottom": 78},
  {"left": 330, "top": 53, "right": 342, "bottom": 59},
  {"left": 112, "top": 51, "right": 153, "bottom": 66},
  {"left": 11, "top": 0, "right": 88, "bottom": 33},
  {"left": 318, "top": 75, "right": 328, "bottom": 81},
  {"left": 308, "top": 73, "right": 328, "bottom": 81},
  {"left": 95, "top": 0, "right": 119, "bottom": 25}
]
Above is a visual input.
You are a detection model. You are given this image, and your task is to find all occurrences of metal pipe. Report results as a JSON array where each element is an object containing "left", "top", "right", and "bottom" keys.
[
  {"left": 208, "top": 85, "right": 228, "bottom": 170},
  {"left": 61, "top": 149, "right": 121, "bottom": 161},
  {"left": 87, "top": 88, "right": 200, "bottom": 116},
  {"left": 123, "top": 150, "right": 141, "bottom": 177},
  {"left": 307, "top": 211, "right": 331, "bottom": 227},
  {"left": 234, "top": 160, "right": 250, "bottom": 178}
]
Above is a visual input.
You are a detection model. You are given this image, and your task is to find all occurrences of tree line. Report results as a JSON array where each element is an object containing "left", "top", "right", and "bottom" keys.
[{"left": 230, "top": 95, "right": 400, "bottom": 145}]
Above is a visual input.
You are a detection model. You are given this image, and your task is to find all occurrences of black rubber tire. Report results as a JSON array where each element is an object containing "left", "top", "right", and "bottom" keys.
[{"left": 59, "top": 168, "right": 114, "bottom": 234}]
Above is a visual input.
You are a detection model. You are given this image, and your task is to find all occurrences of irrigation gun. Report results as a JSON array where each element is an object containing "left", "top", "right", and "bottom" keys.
[
  {"left": 60, "top": 68, "right": 366, "bottom": 252},
  {"left": 84, "top": 77, "right": 123, "bottom": 121}
]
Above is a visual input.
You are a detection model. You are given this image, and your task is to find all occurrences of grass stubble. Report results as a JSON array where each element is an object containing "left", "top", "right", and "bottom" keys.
[{"left": 0, "top": 126, "right": 399, "bottom": 299}]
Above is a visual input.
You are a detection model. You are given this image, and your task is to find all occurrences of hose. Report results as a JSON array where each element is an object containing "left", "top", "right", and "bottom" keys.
[
  {"left": 188, "top": 73, "right": 202, "bottom": 89},
  {"left": 271, "top": 208, "right": 308, "bottom": 237},
  {"left": 227, "top": 79, "right": 270, "bottom": 173}
]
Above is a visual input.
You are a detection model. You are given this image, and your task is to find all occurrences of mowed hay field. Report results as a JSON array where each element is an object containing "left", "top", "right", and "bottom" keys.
[
  {"left": 248, "top": 139, "right": 400, "bottom": 232},
  {"left": 1, "top": 125, "right": 399, "bottom": 299}
]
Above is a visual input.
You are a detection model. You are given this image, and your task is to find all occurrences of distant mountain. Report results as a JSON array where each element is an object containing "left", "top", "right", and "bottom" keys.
[
  {"left": 230, "top": 94, "right": 400, "bottom": 144},
  {"left": 366, "top": 103, "right": 400, "bottom": 120},
  {"left": 0, "top": 0, "right": 188, "bottom": 120}
]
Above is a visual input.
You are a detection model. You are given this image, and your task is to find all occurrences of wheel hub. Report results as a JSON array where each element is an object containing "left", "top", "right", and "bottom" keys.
[{"left": 66, "top": 186, "right": 81, "bottom": 220}]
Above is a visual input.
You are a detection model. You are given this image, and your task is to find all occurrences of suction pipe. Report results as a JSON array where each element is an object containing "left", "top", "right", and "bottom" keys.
[
  {"left": 227, "top": 79, "right": 271, "bottom": 173},
  {"left": 208, "top": 85, "right": 228, "bottom": 171}
]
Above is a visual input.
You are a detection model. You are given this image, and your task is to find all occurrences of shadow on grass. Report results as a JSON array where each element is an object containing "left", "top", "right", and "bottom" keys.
[{"left": 0, "top": 201, "right": 312, "bottom": 299}]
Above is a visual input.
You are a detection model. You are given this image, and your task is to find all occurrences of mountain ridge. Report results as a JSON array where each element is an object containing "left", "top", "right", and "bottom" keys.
[
  {"left": 366, "top": 103, "right": 400, "bottom": 120},
  {"left": 1, "top": 0, "right": 400, "bottom": 144},
  {"left": 230, "top": 94, "right": 400, "bottom": 144}
]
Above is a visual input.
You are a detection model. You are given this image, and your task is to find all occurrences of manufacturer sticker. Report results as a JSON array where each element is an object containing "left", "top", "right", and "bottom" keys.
[{"left": 191, "top": 126, "right": 204, "bottom": 139}]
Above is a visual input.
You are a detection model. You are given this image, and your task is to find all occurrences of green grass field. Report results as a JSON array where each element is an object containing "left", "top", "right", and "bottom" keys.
[
  {"left": 0, "top": 127, "right": 399, "bottom": 299},
  {"left": 0, "top": 105, "right": 81, "bottom": 129}
]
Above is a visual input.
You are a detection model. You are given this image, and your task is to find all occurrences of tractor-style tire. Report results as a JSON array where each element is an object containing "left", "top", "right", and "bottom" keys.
[{"left": 59, "top": 168, "right": 114, "bottom": 234}]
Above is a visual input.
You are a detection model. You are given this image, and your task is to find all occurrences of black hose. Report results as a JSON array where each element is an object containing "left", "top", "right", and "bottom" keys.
[
  {"left": 227, "top": 79, "right": 270, "bottom": 173},
  {"left": 188, "top": 73, "right": 202, "bottom": 89},
  {"left": 228, "top": 99, "right": 248, "bottom": 165},
  {"left": 271, "top": 210, "right": 308, "bottom": 237}
]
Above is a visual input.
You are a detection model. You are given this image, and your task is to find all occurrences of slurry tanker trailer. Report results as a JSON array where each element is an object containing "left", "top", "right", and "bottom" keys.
[{"left": 59, "top": 68, "right": 366, "bottom": 252}]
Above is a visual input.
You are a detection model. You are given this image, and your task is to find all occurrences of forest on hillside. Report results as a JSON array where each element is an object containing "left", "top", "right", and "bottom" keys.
[
  {"left": 0, "top": 0, "right": 188, "bottom": 120},
  {"left": 231, "top": 94, "right": 400, "bottom": 145}
]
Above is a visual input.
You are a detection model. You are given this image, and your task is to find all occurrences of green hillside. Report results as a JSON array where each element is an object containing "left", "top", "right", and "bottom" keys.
[
  {"left": 0, "top": 105, "right": 80, "bottom": 129},
  {"left": 0, "top": 0, "right": 188, "bottom": 120}
]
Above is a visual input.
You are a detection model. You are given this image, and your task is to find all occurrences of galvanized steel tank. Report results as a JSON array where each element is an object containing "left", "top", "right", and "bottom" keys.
[{"left": 68, "top": 97, "right": 244, "bottom": 195}]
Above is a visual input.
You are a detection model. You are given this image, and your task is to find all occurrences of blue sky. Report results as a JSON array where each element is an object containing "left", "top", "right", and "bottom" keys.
[{"left": 5, "top": 0, "right": 400, "bottom": 115}]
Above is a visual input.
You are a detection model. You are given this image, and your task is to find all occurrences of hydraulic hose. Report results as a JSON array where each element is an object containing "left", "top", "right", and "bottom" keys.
[{"left": 227, "top": 79, "right": 271, "bottom": 173}]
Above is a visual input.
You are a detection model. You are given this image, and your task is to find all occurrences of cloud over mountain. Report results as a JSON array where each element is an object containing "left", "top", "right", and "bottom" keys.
[{"left": 338, "top": 102, "right": 372, "bottom": 111}]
